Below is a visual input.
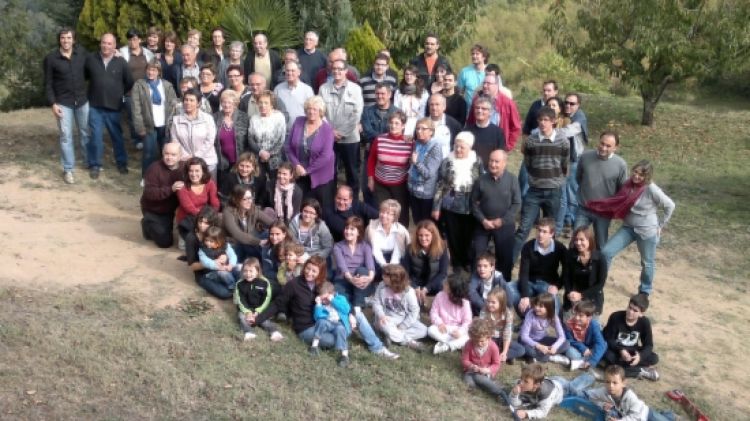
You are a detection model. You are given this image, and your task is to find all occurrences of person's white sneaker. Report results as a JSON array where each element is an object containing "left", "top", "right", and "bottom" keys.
[
  {"left": 178, "top": 237, "right": 185, "bottom": 251},
  {"left": 548, "top": 354, "right": 571, "bottom": 365},
  {"left": 243, "top": 332, "right": 257, "bottom": 341},
  {"left": 433, "top": 342, "right": 450, "bottom": 355},
  {"left": 375, "top": 347, "right": 399, "bottom": 360},
  {"left": 270, "top": 331, "right": 284, "bottom": 342},
  {"left": 569, "top": 359, "right": 585, "bottom": 371},
  {"left": 63, "top": 171, "right": 75, "bottom": 184}
]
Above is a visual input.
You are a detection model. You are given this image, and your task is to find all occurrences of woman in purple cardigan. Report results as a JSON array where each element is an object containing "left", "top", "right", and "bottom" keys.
[{"left": 285, "top": 96, "right": 336, "bottom": 207}]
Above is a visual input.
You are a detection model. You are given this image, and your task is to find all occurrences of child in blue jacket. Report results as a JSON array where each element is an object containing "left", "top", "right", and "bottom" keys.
[
  {"left": 561, "top": 300, "right": 606, "bottom": 371},
  {"left": 310, "top": 281, "right": 352, "bottom": 367}
]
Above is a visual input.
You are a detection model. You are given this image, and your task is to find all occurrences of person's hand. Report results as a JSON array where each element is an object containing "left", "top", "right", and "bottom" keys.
[
  {"left": 172, "top": 181, "right": 185, "bottom": 191},
  {"left": 630, "top": 352, "right": 641, "bottom": 366},
  {"left": 548, "top": 285, "right": 558, "bottom": 295},
  {"left": 451, "top": 329, "right": 462, "bottom": 339},
  {"left": 512, "top": 384, "right": 521, "bottom": 395},
  {"left": 367, "top": 177, "right": 375, "bottom": 192},
  {"left": 492, "top": 218, "right": 503, "bottom": 228},
  {"left": 568, "top": 291, "right": 582, "bottom": 302},
  {"left": 482, "top": 219, "right": 495, "bottom": 230},
  {"left": 349, "top": 314, "right": 358, "bottom": 330},
  {"left": 379, "top": 316, "right": 388, "bottom": 327},
  {"left": 244, "top": 313, "right": 254, "bottom": 323},
  {"left": 583, "top": 348, "right": 592, "bottom": 358},
  {"left": 620, "top": 349, "right": 632, "bottom": 362},
  {"left": 438, "top": 324, "right": 447, "bottom": 334},
  {"left": 431, "top": 210, "right": 440, "bottom": 221},
  {"left": 518, "top": 297, "right": 530, "bottom": 314},
  {"left": 52, "top": 104, "right": 63, "bottom": 119},
  {"left": 516, "top": 409, "right": 528, "bottom": 419},
  {"left": 259, "top": 150, "right": 270, "bottom": 161},
  {"left": 314, "top": 296, "right": 322, "bottom": 305},
  {"left": 499, "top": 351, "right": 508, "bottom": 362},
  {"left": 411, "top": 151, "right": 418, "bottom": 164},
  {"left": 294, "top": 164, "right": 307, "bottom": 177},
  {"left": 259, "top": 239, "right": 268, "bottom": 247},
  {"left": 549, "top": 346, "right": 558, "bottom": 355},
  {"left": 333, "top": 130, "right": 343, "bottom": 141}
]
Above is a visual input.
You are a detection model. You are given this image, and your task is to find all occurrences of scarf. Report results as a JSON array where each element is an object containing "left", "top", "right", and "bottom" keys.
[
  {"left": 448, "top": 150, "right": 477, "bottom": 191},
  {"left": 565, "top": 318, "right": 589, "bottom": 342},
  {"left": 401, "top": 83, "right": 417, "bottom": 96},
  {"left": 146, "top": 78, "right": 162, "bottom": 105},
  {"left": 274, "top": 182, "right": 296, "bottom": 223},
  {"left": 585, "top": 178, "right": 646, "bottom": 220}
]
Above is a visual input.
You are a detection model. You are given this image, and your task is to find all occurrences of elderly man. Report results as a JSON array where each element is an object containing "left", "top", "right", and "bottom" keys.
[
  {"left": 273, "top": 58, "right": 314, "bottom": 125},
  {"left": 471, "top": 149, "right": 521, "bottom": 282},
  {"left": 172, "top": 44, "right": 201, "bottom": 92},
  {"left": 241, "top": 72, "right": 288, "bottom": 121},
  {"left": 120, "top": 28, "right": 154, "bottom": 150},
  {"left": 466, "top": 96, "right": 506, "bottom": 169},
  {"left": 427, "top": 93, "right": 462, "bottom": 158},
  {"left": 410, "top": 33, "right": 451, "bottom": 88},
  {"left": 44, "top": 27, "right": 89, "bottom": 184},
  {"left": 84, "top": 32, "right": 134, "bottom": 178},
  {"left": 313, "top": 48, "right": 358, "bottom": 93},
  {"left": 140, "top": 142, "right": 185, "bottom": 248},
  {"left": 320, "top": 59, "right": 364, "bottom": 199},
  {"left": 466, "top": 72, "right": 521, "bottom": 152},
  {"left": 243, "top": 33, "right": 282, "bottom": 89},
  {"left": 296, "top": 31, "right": 327, "bottom": 85},
  {"left": 324, "top": 185, "right": 379, "bottom": 242}
]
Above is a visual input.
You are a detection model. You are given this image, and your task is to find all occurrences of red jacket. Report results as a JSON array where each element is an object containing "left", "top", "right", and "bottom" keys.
[
  {"left": 461, "top": 339, "right": 502, "bottom": 376},
  {"left": 467, "top": 93, "right": 521, "bottom": 151}
]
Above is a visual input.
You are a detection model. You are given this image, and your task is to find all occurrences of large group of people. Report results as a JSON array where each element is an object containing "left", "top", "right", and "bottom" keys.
[{"left": 45, "top": 25, "right": 677, "bottom": 419}]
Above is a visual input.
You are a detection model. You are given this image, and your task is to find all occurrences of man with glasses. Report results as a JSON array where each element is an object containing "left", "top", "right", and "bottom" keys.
[
  {"left": 410, "top": 33, "right": 452, "bottom": 88},
  {"left": 466, "top": 72, "right": 521, "bottom": 152},
  {"left": 466, "top": 96, "right": 506, "bottom": 169},
  {"left": 557, "top": 92, "right": 590, "bottom": 236}
]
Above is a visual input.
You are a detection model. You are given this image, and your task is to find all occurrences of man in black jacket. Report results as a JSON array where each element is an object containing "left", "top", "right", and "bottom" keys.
[
  {"left": 84, "top": 33, "right": 134, "bottom": 179},
  {"left": 243, "top": 33, "right": 281, "bottom": 90},
  {"left": 324, "top": 185, "right": 378, "bottom": 242},
  {"left": 43, "top": 27, "right": 89, "bottom": 184},
  {"left": 410, "top": 34, "right": 451, "bottom": 88}
]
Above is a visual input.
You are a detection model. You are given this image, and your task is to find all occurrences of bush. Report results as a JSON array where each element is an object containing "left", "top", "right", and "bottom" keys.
[{"left": 344, "top": 22, "right": 386, "bottom": 75}]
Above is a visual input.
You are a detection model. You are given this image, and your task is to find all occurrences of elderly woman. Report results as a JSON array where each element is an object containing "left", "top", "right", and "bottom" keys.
[
  {"left": 432, "top": 131, "right": 483, "bottom": 271},
  {"left": 214, "top": 89, "right": 249, "bottom": 183},
  {"left": 218, "top": 41, "right": 245, "bottom": 88},
  {"left": 594, "top": 160, "right": 675, "bottom": 296},
  {"left": 198, "top": 63, "right": 223, "bottom": 114},
  {"left": 288, "top": 198, "right": 333, "bottom": 259},
  {"left": 170, "top": 89, "right": 218, "bottom": 178},
  {"left": 366, "top": 199, "right": 411, "bottom": 280},
  {"left": 220, "top": 152, "right": 268, "bottom": 207},
  {"left": 225, "top": 64, "right": 253, "bottom": 110},
  {"left": 132, "top": 58, "right": 177, "bottom": 177},
  {"left": 367, "top": 110, "right": 413, "bottom": 226},
  {"left": 248, "top": 90, "right": 287, "bottom": 183},
  {"left": 407, "top": 117, "right": 444, "bottom": 224},
  {"left": 223, "top": 184, "right": 277, "bottom": 261},
  {"left": 285, "top": 96, "right": 335, "bottom": 206},
  {"left": 176, "top": 156, "right": 220, "bottom": 240}
]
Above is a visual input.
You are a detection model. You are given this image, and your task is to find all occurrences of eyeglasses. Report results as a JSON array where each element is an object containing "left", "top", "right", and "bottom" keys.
[
  {"left": 475, "top": 106, "right": 491, "bottom": 111},
  {"left": 416, "top": 127, "right": 432, "bottom": 131},
  {"left": 565, "top": 101, "right": 578, "bottom": 106},
  {"left": 228, "top": 74, "right": 241, "bottom": 78},
  {"left": 331, "top": 67, "right": 346, "bottom": 72},
  {"left": 302, "top": 209, "right": 317, "bottom": 215}
]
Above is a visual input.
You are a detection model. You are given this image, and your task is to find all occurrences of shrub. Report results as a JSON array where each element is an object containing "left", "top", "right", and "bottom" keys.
[{"left": 344, "top": 22, "right": 386, "bottom": 75}]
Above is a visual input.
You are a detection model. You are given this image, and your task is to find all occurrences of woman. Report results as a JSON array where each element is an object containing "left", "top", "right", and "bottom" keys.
[
  {"left": 225, "top": 64, "right": 253, "bottom": 111},
  {"left": 562, "top": 226, "right": 607, "bottom": 315},
  {"left": 592, "top": 160, "right": 675, "bottom": 295},
  {"left": 402, "top": 220, "right": 449, "bottom": 305},
  {"left": 176, "top": 157, "right": 219, "bottom": 240},
  {"left": 432, "top": 131, "right": 482, "bottom": 271},
  {"left": 223, "top": 184, "right": 277, "bottom": 262},
  {"left": 332, "top": 216, "right": 376, "bottom": 310},
  {"left": 160, "top": 31, "right": 182, "bottom": 88},
  {"left": 429, "top": 63, "right": 449, "bottom": 95},
  {"left": 253, "top": 255, "right": 399, "bottom": 359},
  {"left": 261, "top": 220, "right": 290, "bottom": 282},
  {"left": 218, "top": 41, "right": 245, "bottom": 88},
  {"left": 198, "top": 63, "right": 223, "bottom": 114},
  {"left": 407, "top": 118, "right": 443, "bottom": 224},
  {"left": 367, "top": 110, "right": 413, "bottom": 226},
  {"left": 285, "top": 96, "right": 335, "bottom": 207},
  {"left": 248, "top": 90, "right": 286, "bottom": 183},
  {"left": 220, "top": 152, "right": 268, "bottom": 208},
  {"left": 170, "top": 89, "right": 218, "bottom": 178},
  {"left": 185, "top": 207, "right": 234, "bottom": 298},
  {"left": 288, "top": 198, "right": 333, "bottom": 259},
  {"left": 214, "top": 89, "right": 249, "bottom": 185},
  {"left": 366, "top": 199, "right": 411, "bottom": 280},
  {"left": 393, "top": 64, "right": 428, "bottom": 136},
  {"left": 132, "top": 59, "right": 177, "bottom": 177},
  {"left": 145, "top": 27, "right": 162, "bottom": 57}
]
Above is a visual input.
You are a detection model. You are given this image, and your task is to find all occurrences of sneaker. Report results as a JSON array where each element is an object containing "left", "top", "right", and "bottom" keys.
[
  {"left": 588, "top": 367, "right": 603, "bottom": 381},
  {"left": 178, "top": 237, "right": 185, "bottom": 251},
  {"left": 405, "top": 340, "right": 425, "bottom": 353},
  {"left": 63, "top": 171, "right": 75, "bottom": 184},
  {"left": 117, "top": 165, "right": 129, "bottom": 175},
  {"left": 308, "top": 346, "right": 320, "bottom": 357},
  {"left": 548, "top": 355, "right": 571, "bottom": 365},
  {"left": 136, "top": 142, "right": 144, "bottom": 150},
  {"left": 140, "top": 178, "right": 145, "bottom": 188},
  {"left": 569, "top": 359, "right": 585, "bottom": 371},
  {"left": 337, "top": 355, "right": 350, "bottom": 368},
  {"left": 89, "top": 167, "right": 100, "bottom": 180},
  {"left": 375, "top": 347, "right": 399, "bottom": 360},
  {"left": 638, "top": 367, "right": 660, "bottom": 381},
  {"left": 276, "top": 312, "right": 288, "bottom": 323},
  {"left": 270, "top": 331, "right": 284, "bottom": 342},
  {"left": 243, "top": 332, "right": 256, "bottom": 341},
  {"left": 433, "top": 342, "right": 450, "bottom": 355}
]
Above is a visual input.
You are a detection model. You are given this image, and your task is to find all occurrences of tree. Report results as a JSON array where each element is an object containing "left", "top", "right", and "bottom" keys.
[
  {"left": 221, "top": 0, "right": 298, "bottom": 50},
  {"left": 289, "top": 0, "right": 357, "bottom": 51},
  {"left": 344, "top": 22, "right": 386, "bottom": 75},
  {"left": 351, "top": 0, "right": 484, "bottom": 67},
  {"left": 545, "top": 0, "right": 750, "bottom": 126}
]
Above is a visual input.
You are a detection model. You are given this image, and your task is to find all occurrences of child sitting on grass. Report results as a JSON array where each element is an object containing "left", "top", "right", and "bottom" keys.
[
  {"left": 509, "top": 363, "right": 565, "bottom": 419},
  {"left": 199, "top": 226, "right": 240, "bottom": 289},
  {"left": 234, "top": 258, "right": 283, "bottom": 341},
  {"left": 461, "top": 318, "right": 506, "bottom": 400},
  {"left": 310, "top": 281, "right": 352, "bottom": 368},
  {"left": 563, "top": 300, "right": 607, "bottom": 371},
  {"left": 428, "top": 274, "right": 473, "bottom": 354},
  {"left": 518, "top": 292, "right": 570, "bottom": 363},
  {"left": 602, "top": 293, "right": 660, "bottom": 381},
  {"left": 480, "top": 287, "right": 526, "bottom": 364},
  {"left": 277, "top": 241, "right": 307, "bottom": 287},
  {"left": 372, "top": 264, "right": 427, "bottom": 351}
]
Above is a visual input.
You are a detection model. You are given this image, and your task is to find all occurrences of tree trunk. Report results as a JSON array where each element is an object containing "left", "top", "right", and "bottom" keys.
[
  {"left": 641, "top": 98, "right": 657, "bottom": 126},
  {"left": 639, "top": 75, "right": 673, "bottom": 126}
]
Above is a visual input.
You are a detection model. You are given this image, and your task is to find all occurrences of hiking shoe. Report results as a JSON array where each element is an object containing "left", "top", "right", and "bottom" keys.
[
  {"left": 548, "top": 355, "right": 571, "bottom": 365},
  {"left": 337, "top": 355, "right": 350, "bottom": 368},
  {"left": 63, "top": 171, "right": 75, "bottom": 184},
  {"left": 270, "top": 331, "right": 284, "bottom": 342},
  {"left": 405, "top": 340, "right": 425, "bottom": 353},
  {"left": 638, "top": 367, "right": 660, "bottom": 381},
  {"left": 375, "top": 347, "right": 399, "bottom": 360},
  {"left": 89, "top": 167, "right": 100, "bottom": 179},
  {"left": 308, "top": 346, "right": 320, "bottom": 357},
  {"left": 569, "top": 359, "right": 585, "bottom": 371},
  {"left": 243, "top": 332, "right": 256, "bottom": 341},
  {"left": 117, "top": 165, "right": 129, "bottom": 175},
  {"left": 433, "top": 342, "right": 450, "bottom": 355}
]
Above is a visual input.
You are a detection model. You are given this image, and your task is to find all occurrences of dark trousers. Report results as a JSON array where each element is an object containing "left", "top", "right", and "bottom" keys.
[
  {"left": 335, "top": 142, "right": 360, "bottom": 200},
  {"left": 442, "top": 211, "right": 475, "bottom": 269},
  {"left": 409, "top": 194, "right": 435, "bottom": 225},
  {"left": 603, "top": 349, "right": 659, "bottom": 377},
  {"left": 298, "top": 176, "right": 335, "bottom": 209},
  {"left": 472, "top": 222, "right": 515, "bottom": 281},
  {"left": 374, "top": 181, "right": 410, "bottom": 226},
  {"left": 142, "top": 210, "right": 175, "bottom": 248}
]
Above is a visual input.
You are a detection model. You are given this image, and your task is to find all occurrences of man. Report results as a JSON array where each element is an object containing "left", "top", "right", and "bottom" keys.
[
  {"left": 296, "top": 31, "right": 327, "bottom": 86},
  {"left": 243, "top": 33, "right": 282, "bottom": 89},
  {"left": 313, "top": 48, "right": 358, "bottom": 93},
  {"left": 44, "top": 27, "right": 89, "bottom": 184},
  {"left": 512, "top": 106, "right": 569, "bottom": 263},
  {"left": 410, "top": 33, "right": 451, "bottom": 88},
  {"left": 273, "top": 59, "right": 314, "bottom": 125},
  {"left": 470, "top": 150, "right": 521, "bottom": 282},
  {"left": 120, "top": 28, "right": 154, "bottom": 150},
  {"left": 272, "top": 49, "right": 300, "bottom": 87},
  {"left": 172, "top": 44, "right": 201, "bottom": 93},
  {"left": 84, "top": 33, "right": 134, "bottom": 178},
  {"left": 523, "top": 80, "right": 558, "bottom": 136},
  {"left": 323, "top": 185, "right": 379, "bottom": 242},
  {"left": 442, "top": 70, "right": 467, "bottom": 124},
  {"left": 360, "top": 53, "right": 397, "bottom": 108},
  {"left": 203, "top": 27, "right": 226, "bottom": 68},
  {"left": 427, "top": 93, "right": 461, "bottom": 158},
  {"left": 360, "top": 83, "right": 397, "bottom": 207},
  {"left": 242, "top": 72, "right": 289, "bottom": 120},
  {"left": 466, "top": 97, "right": 506, "bottom": 169},
  {"left": 140, "top": 143, "right": 185, "bottom": 248},
  {"left": 320, "top": 59, "right": 364, "bottom": 199},
  {"left": 466, "top": 72, "right": 521, "bottom": 152},
  {"left": 457, "top": 44, "right": 489, "bottom": 110},
  {"left": 485, "top": 63, "right": 513, "bottom": 99},
  {"left": 575, "top": 131, "right": 628, "bottom": 248},
  {"left": 557, "top": 92, "right": 590, "bottom": 235}
]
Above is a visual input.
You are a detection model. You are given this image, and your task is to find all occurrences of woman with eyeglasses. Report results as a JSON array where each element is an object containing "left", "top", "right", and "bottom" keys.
[
  {"left": 223, "top": 184, "right": 277, "bottom": 261},
  {"left": 288, "top": 197, "right": 333, "bottom": 259},
  {"left": 407, "top": 117, "right": 443, "bottom": 224}
]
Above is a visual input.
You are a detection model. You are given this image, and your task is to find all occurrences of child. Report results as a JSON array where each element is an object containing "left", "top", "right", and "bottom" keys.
[
  {"left": 277, "top": 241, "right": 307, "bottom": 287},
  {"left": 372, "top": 264, "right": 427, "bottom": 351},
  {"left": 271, "top": 162, "right": 302, "bottom": 225},
  {"left": 581, "top": 365, "right": 673, "bottom": 421},
  {"left": 480, "top": 287, "right": 526, "bottom": 364},
  {"left": 310, "top": 281, "right": 352, "bottom": 368},
  {"left": 428, "top": 274, "right": 472, "bottom": 354},
  {"left": 234, "top": 258, "right": 284, "bottom": 342},
  {"left": 564, "top": 300, "right": 607, "bottom": 371},
  {"left": 518, "top": 292, "right": 570, "bottom": 363},
  {"left": 198, "top": 226, "right": 240, "bottom": 289},
  {"left": 602, "top": 293, "right": 660, "bottom": 381},
  {"left": 461, "top": 318, "right": 506, "bottom": 399},
  {"left": 509, "top": 363, "right": 565, "bottom": 419},
  {"left": 469, "top": 252, "right": 517, "bottom": 316}
]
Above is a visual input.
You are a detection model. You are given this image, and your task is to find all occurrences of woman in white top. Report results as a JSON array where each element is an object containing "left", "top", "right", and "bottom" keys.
[
  {"left": 170, "top": 89, "right": 218, "bottom": 178},
  {"left": 248, "top": 90, "right": 287, "bottom": 183},
  {"left": 393, "top": 65, "right": 428, "bottom": 138},
  {"left": 366, "top": 199, "right": 411, "bottom": 280}
]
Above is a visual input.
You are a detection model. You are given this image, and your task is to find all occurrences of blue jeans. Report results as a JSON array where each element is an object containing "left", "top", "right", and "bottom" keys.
[
  {"left": 88, "top": 106, "right": 127, "bottom": 168},
  {"left": 574, "top": 207, "right": 613, "bottom": 250},
  {"left": 556, "top": 161, "right": 579, "bottom": 233},
  {"left": 58, "top": 103, "right": 90, "bottom": 171},
  {"left": 601, "top": 225, "right": 659, "bottom": 295},
  {"left": 141, "top": 126, "right": 166, "bottom": 176},
  {"left": 518, "top": 164, "right": 529, "bottom": 198},
  {"left": 334, "top": 272, "right": 375, "bottom": 308},
  {"left": 313, "top": 319, "right": 349, "bottom": 351},
  {"left": 507, "top": 279, "right": 560, "bottom": 315},
  {"left": 299, "top": 324, "right": 343, "bottom": 349},
  {"left": 552, "top": 373, "right": 596, "bottom": 397},
  {"left": 513, "top": 186, "right": 562, "bottom": 262},
  {"left": 523, "top": 336, "right": 570, "bottom": 362}
]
